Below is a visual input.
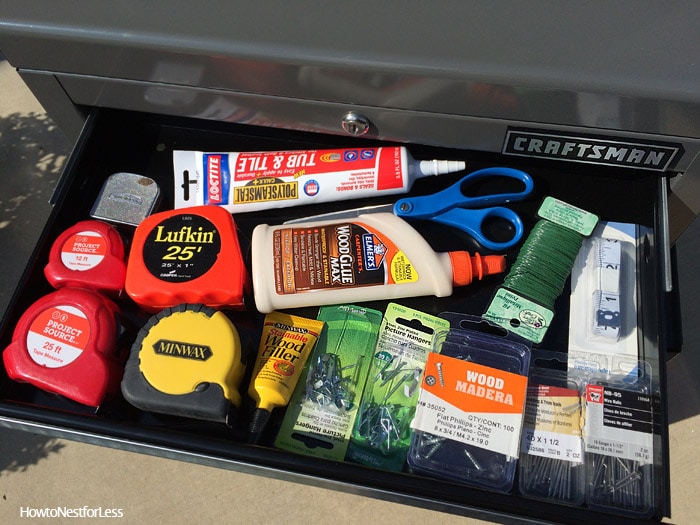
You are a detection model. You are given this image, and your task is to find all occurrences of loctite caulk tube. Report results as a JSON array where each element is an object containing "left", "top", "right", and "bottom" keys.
[{"left": 173, "top": 147, "right": 465, "bottom": 213}]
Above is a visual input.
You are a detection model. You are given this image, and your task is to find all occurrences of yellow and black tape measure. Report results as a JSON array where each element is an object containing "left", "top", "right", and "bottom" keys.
[{"left": 121, "top": 303, "right": 245, "bottom": 424}]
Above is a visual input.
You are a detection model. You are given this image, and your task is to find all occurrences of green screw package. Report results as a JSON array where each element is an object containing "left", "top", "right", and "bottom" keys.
[
  {"left": 275, "top": 305, "right": 381, "bottom": 461},
  {"left": 346, "top": 303, "right": 450, "bottom": 471}
]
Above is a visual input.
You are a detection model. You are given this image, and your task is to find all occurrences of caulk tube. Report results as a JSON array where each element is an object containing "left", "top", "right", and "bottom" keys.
[
  {"left": 250, "top": 213, "right": 506, "bottom": 313},
  {"left": 248, "top": 311, "right": 324, "bottom": 444},
  {"left": 173, "top": 147, "right": 465, "bottom": 213}
]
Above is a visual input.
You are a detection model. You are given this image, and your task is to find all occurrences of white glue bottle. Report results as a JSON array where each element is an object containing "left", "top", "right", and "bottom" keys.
[
  {"left": 251, "top": 212, "right": 506, "bottom": 313},
  {"left": 173, "top": 147, "right": 465, "bottom": 213}
]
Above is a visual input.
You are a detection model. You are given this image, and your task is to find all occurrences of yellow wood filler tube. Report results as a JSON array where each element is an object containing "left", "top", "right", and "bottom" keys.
[{"left": 248, "top": 311, "right": 324, "bottom": 443}]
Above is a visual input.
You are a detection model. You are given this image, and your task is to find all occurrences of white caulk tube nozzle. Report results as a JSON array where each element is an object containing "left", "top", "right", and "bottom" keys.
[{"left": 418, "top": 159, "right": 466, "bottom": 176}]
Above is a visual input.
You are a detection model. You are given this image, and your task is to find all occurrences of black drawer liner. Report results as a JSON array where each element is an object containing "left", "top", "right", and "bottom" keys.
[{"left": 0, "top": 108, "right": 671, "bottom": 523}]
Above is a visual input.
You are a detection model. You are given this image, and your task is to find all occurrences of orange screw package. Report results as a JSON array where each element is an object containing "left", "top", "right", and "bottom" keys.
[{"left": 407, "top": 313, "right": 531, "bottom": 493}]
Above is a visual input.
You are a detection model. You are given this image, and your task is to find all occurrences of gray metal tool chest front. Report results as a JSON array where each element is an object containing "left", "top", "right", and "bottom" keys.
[{"left": 2, "top": 2, "right": 700, "bottom": 523}]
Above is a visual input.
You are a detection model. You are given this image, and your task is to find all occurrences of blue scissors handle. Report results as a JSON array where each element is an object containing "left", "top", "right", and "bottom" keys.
[
  {"left": 428, "top": 206, "right": 524, "bottom": 251},
  {"left": 393, "top": 167, "right": 534, "bottom": 250}
]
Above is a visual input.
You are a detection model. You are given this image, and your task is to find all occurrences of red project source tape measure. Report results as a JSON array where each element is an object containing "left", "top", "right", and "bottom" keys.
[
  {"left": 2, "top": 288, "right": 124, "bottom": 407},
  {"left": 44, "top": 220, "right": 127, "bottom": 295},
  {"left": 125, "top": 206, "right": 249, "bottom": 312}
]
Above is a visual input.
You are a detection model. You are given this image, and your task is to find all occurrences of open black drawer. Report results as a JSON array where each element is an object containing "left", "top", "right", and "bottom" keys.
[{"left": 0, "top": 108, "right": 673, "bottom": 523}]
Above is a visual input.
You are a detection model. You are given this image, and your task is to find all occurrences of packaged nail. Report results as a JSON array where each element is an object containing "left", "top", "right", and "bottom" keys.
[
  {"left": 583, "top": 359, "right": 658, "bottom": 518},
  {"left": 407, "top": 313, "right": 530, "bottom": 492},
  {"left": 518, "top": 350, "right": 586, "bottom": 506}
]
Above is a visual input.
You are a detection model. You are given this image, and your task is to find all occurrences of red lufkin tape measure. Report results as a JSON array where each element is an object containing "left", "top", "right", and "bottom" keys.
[
  {"left": 2, "top": 288, "right": 124, "bottom": 407},
  {"left": 44, "top": 220, "right": 127, "bottom": 296},
  {"left": 125, "top": 206, "right": 249, "bottom": 312}
]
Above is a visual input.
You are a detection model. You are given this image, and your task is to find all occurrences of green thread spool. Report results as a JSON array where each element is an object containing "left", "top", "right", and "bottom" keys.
[
  {"left": 502, "top": 220, "right": 584, "bottom": 310},
  {"left": 485, "top": 196, "right": 598, "bottom": 344}
]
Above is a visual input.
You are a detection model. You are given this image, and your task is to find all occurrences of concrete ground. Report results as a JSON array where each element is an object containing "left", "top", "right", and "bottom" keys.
[{"left": 0, "top": 56, "right": 698, "bottom": 524}]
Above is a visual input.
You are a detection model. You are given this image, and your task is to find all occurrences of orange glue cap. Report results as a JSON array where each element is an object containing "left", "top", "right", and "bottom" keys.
[{"left": 448, "top": 251, "right": 506, "bottom": 287}]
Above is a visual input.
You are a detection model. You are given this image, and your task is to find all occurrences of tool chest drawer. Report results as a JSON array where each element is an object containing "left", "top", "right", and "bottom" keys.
[{"left": 0, "top": 107, "right": 675, "bottom": 524}]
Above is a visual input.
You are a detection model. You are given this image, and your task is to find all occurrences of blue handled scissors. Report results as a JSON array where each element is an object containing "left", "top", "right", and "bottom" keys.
[{"left": 393, "top": 167, "right": 534, "bottom": 251}]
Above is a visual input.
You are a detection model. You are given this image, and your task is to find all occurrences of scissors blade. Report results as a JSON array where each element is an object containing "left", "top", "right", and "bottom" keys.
[{"left": 284, "top": 204, "right": 394, "bottom": 224}]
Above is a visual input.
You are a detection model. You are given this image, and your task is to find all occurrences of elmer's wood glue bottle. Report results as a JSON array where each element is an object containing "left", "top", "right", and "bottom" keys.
[{"left": 250, "top": 213, "right": 505, "bottom": 313}]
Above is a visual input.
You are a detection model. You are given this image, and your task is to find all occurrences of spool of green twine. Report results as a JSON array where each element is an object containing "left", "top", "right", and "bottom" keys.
[{"left": 501, "top": 219, "right": 584, "bottom": 310}]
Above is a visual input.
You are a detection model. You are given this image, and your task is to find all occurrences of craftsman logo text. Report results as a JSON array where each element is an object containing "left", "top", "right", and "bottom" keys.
[{"left": 503, "top": 129, "right": 682, "bottom": 171}]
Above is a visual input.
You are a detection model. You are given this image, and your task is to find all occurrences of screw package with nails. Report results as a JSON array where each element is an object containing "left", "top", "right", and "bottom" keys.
[
  {"left": 274, "top": 306, "right": 659, "bottom": 519},
  {"left": 582, "top": 373, "right": 656, "bottom": 518},
  {"left": 408, "top": 316, "right": 530, "bottom": 493},
  {"left": 586, "top": 455, "right": 653, "bottom": 516},
  {"left": 520, "top": 453, "right": 586, "bottom": 505},
  {"left": 518, "top": 352, "right": 587, "bottom": 506},
  {"left": 410, "top": 431, "right": 515, "bottom": 486}
]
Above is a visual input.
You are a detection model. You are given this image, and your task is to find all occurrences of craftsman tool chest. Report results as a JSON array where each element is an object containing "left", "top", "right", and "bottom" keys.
[{"left": 1, "top": 2, "right": 700, "bottom": 523}]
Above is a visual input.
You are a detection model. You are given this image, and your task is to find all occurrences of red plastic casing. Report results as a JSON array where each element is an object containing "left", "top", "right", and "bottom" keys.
[
  {"left": 125, "top": 205, "right": 249, "bottom": 312},
  {"left": 44, "top": 220, "right": 127, "bottom": 296},
  {"left": 2, "top": 288, "right": 123, "bottom": 407}
]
